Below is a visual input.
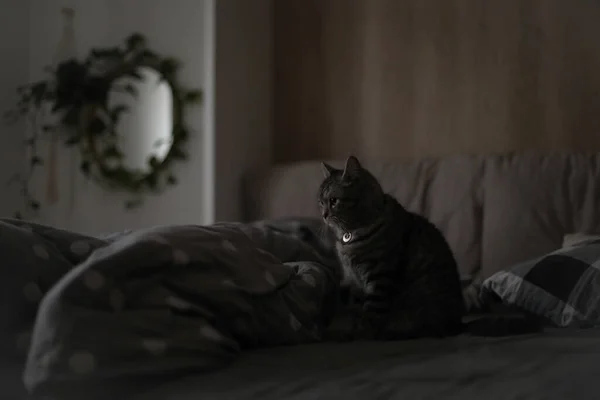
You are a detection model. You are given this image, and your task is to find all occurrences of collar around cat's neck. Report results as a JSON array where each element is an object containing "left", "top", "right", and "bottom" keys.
[
  {"left": 339, "top": 211, "right": 389, "bottom": 245},
  {"left": 341, "top": 232, "right": 352, "bottom": 243}
]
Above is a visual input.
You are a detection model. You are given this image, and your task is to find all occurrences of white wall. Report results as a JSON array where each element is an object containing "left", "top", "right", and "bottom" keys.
[
  {"left": 0, "top": 0, "right": 272, "bottom": 234},
  {"left": 0, "top": 1, "right": 29, "bottom": 217}
]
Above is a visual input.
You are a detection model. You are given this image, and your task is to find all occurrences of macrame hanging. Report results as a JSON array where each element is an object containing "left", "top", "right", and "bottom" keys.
[{"left": 47, "top": 7, "right": 78, "bottom": 208}]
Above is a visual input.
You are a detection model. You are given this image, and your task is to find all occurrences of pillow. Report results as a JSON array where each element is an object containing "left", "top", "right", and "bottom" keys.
[
  {"left": 562, "top": 232, "right": 600, "bottom": 248},
  {"left": 481, "top": 240, "right": 600, "bottom": 327}
]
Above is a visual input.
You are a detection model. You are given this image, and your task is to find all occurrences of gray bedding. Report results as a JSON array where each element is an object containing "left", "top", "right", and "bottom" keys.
[
  {"left": 132, "top": 329, "right": 600, "bottom": 400},
  {"left": 0, "top": 218, "right": 339, "bottom": 398},
  {"left": 2, "top": 218, "right": 600, "bottom": 399}
]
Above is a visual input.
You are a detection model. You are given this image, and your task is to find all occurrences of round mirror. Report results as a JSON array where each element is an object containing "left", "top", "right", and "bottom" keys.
[
  {"left": 107, "top": 66, "right": 174, "bottom": 174},
  {"left": 8, "top": 33, "right": 203, "bottom": 216}
]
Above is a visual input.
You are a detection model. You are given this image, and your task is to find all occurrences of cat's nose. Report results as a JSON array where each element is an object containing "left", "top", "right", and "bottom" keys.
[{"left": 322, "top": 210, "right": 329, "bottom": 219}]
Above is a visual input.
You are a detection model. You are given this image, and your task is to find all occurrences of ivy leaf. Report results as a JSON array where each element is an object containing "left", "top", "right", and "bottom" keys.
[
  {"left": 124, "top": 84, "right": 138, "bottom": 97},
  {"left": 170, "top": 147, "right": 188, "bottom": 160},
  {"left": 42, "top": 125, "right": 54, "bottom": 133},
  {"left": 43, "top": 91, "right": 56, "bottom": 102},
  {"left": 166, "top": 175, "right": 177, "bottom": 185},
  {"left": 30, "top": 156, "right": 43, "bottom": 166},
  {"left": 147, "top": 155, "right": 161, "bottom": 169},
  {"left": 51, "top": 101, "right": 67, "bottom": 113},
  {"left": 126, "top": 33, "right": 146, "bottom": 51},
  {"left": 159, "top": 58, "right": 179, "bottom": 79},
  {"left": 91, "top": 48, "right": 123, "bottom": 60},
  {"left": 64, "top": 136, "right": 81, "bottom": 146},
  {"left": 103, "top": 146, "right": 123, "bottom": 159},
  {"left": 61, "top": 107, "right": 80, "bottom": 127},
  {"left": 145, "top": 173, "right": 158, "bottom": 189},
  {"left": 183, "top": 90, "right": 202, "bottom": 104},
  {"left": 139, "top": 49, "right": 159, "bottom": 63},
  {"left": 80, "top": 160, "right": 91, "bottom": 176},
  {"left": 88, "top": 117, "right": 106, "bottom": 135},
  {"left": 127, "top": 70, "right": 143, "bottom": 80},
  {"left": 174, "top": 127, "right": 189, "bottom": 141},
  {"left": 110, "top": 104, "right": 129, "bottom": 122},
  {"left": 30, "top": 82, "right": 48, "bottom": 107}
]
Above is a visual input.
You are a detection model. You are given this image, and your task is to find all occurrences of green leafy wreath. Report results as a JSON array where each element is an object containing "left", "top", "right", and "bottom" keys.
[{"left": 4, "top": 33, "right": 202, "bottom": 218}]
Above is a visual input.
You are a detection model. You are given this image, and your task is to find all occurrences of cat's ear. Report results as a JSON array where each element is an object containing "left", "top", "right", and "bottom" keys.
[
  {"left": 341, "top": 155, "right": 362, "bottom": 180},
  {"left": 321, "top": 162, "right": 337, "bottom": 178}
]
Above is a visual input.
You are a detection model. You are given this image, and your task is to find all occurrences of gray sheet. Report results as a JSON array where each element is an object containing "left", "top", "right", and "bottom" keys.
[{"left": 131, "top": 329, "right": 600, "bottom": 400}]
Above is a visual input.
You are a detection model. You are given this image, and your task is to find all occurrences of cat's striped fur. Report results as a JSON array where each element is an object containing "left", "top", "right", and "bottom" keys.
[{"left": 318, "top": 156, "right": 465, "bottom": 340}]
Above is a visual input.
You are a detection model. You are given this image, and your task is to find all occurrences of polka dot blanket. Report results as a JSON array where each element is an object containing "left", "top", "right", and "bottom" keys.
[{"left": 0, "top": 219, "right": 340, "bottom": 398}]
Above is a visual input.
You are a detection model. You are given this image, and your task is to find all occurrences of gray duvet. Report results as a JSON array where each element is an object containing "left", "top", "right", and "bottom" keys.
[{"left": 0, "top": 218, "right": 339, "bottom": 398}]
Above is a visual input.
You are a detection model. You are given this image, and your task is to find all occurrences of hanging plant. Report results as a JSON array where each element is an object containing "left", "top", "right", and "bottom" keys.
[{"left": 4, "top": 33, "right": 202, "bottom": 219}]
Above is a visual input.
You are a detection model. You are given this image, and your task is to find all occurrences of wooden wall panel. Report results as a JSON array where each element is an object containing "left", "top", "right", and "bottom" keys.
[{"left": 272, "top": 0, "right": 600, "bottom": 163}]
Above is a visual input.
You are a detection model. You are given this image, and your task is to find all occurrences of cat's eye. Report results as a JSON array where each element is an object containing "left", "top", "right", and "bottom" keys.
[{"left": 329, "top": 198, "right": 339, "bottom": 207}]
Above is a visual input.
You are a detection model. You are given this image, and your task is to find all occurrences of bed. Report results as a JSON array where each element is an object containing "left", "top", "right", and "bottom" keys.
[{"left": 5, "top": 153, "right": 600, "bottom": 399}]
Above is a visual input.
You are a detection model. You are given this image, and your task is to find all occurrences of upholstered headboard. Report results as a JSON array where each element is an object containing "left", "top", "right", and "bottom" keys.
[
  {"left": 243, "top": 162, "right": 323, "bottom": 221},
  {"left": 243, "top": 156, "right": 482, "bottom": 222},
  {"left": 243, "top": 153, "right": 600, "bottom": 288}
]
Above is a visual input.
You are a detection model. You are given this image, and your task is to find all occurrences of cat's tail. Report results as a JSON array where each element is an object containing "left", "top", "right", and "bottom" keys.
[{"left": 463, "top": 315, "right": 543, "bottom": 337}]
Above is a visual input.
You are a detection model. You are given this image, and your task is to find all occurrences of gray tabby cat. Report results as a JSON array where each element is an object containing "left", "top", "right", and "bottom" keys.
[{"left": 318, "top": 156, "right": 465, "bottom": 340}]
